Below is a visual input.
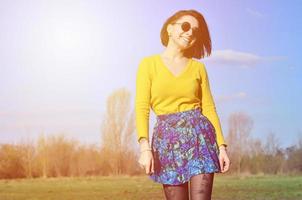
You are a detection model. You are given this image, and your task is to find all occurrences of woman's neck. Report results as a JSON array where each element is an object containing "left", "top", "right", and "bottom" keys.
[{"left": 161, "top": 43, "right": 185, "bottom": 61}]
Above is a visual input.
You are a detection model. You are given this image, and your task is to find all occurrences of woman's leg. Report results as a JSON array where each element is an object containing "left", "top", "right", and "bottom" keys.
[
  {"left": 189, "top": 173, "right": 214, "bottom": 200},
  {"left": 162, "top": 182, "right": 189, "bottom": 200}
]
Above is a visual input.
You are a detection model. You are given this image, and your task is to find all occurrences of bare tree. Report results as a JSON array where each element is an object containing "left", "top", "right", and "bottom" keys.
[
  {"left": 100, "top": 88, "right": 136, "bottom": 175},
  {"left": 264, "top": 130, "right": 281, "bottom": 155},
  {"left": 0, "top": 144, "right": 25, "bottom": 178},
  {"left": 263, "top": 131, "right": 284, "bottom": 174},
  {"left": 37, "top": 133, "right": 48, "bottom": 178},
  {"left": 286, "top": 132, "right": 302, "bottom": 174},
  {"left": 19, "top": 138, "right": 35, "bottom": 178},
  {"left": 227, "top": 111, "right": 253, "bottom": 174},
  {"left": 46, "top": 133, "right": 78, "bottom": 177}
]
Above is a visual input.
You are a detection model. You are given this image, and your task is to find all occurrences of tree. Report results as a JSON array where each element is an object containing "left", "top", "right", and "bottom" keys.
[
  {"left": 19, "top": 138, "right": 35, "bottom": 178},
  {"left": 37, "top": 133, "right": 48, "bottom": 178},
  {"left": 227, "top": 111, "right": 253, "bottom": 174},
  {"left": 100, "top": 88, "right": 136, "bottom": 175},
  {"left": 0, "top": 144, "right": 25, "bottom": 178}
]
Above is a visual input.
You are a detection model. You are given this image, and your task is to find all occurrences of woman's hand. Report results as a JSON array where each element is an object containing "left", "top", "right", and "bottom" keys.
[
  {"left": 138, "top": 150, "right": 154, "bottom": 175},
  {"left": 218, "top": 146, "right": 231, "bottom": 173},
  {"left": 138, "top": 138, "right": 154, "bottom": 175}
]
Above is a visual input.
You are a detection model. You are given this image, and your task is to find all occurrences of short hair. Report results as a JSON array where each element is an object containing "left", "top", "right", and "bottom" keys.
[{"left": 160, "top": 9, "right": 212, "bottom": 59}]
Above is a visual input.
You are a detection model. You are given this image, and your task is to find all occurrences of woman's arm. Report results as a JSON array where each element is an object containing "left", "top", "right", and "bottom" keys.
[
  {"left": 199, "top": 63, "right": 228, "bottom": 148},
  {"left": 135, "top": 57, "right": 152, "bottom": 148}
]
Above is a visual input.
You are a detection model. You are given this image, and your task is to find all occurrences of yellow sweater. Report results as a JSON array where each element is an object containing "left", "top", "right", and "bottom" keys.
[{"left": 135, "top": 54, "right": 227, "bottom": 147}]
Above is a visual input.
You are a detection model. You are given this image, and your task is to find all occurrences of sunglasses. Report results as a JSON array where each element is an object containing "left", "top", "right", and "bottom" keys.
[{"left": 172, "top": 21, "right": 200, "bottom": 35}]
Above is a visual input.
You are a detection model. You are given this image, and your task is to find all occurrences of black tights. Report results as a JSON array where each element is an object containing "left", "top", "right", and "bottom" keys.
[{"left": 162, "top": 173, "right": 214, "bottom": 200}]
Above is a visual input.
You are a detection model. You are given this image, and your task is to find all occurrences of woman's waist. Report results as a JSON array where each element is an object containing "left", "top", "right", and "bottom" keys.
[{"left": 155, "top": 106, "right": 202, "bottom": 121}]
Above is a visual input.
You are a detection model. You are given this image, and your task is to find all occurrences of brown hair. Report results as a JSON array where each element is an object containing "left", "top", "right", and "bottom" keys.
[{"left": 160, "top": 9, "right": 212, "bottom": 59}]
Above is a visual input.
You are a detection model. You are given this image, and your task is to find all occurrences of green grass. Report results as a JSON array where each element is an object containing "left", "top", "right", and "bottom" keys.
[{"left": 0, "top": 174, "right": 301, "bottom": 200}]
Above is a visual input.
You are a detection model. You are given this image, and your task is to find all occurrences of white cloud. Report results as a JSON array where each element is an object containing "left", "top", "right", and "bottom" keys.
[
  {"left": 246, "top": 8, "right": 265, "bottom": 18},
  {"left": 217, "top": 92, "right": 247, "bottom": 103},
  {"left": 204, "top": 49, "right": 286, "bottom": 68}
]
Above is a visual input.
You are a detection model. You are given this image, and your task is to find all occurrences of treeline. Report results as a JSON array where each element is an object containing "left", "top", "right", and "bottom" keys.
[
  {"left": 0, "top": 88, "right": 301, "bottom": 179},
  {"left": 226, "top": 112, "right": 302, "bottom": 175},
  {"left": 0, "top": 130, "right": 301, "bottom": 179},
  {"left": 0, "top": 134, "right": 140, "bottom": 179}
]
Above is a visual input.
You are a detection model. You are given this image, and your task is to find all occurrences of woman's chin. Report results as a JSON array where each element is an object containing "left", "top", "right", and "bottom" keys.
[
  {"left": 180, "top": 40, "right": 196, "bottom": 49},
  {"left": 180, "top": 44, "right": 193, "bottom": 51},
  {"left": 172, "top": 39, "right": 194, "bottom": 50}
]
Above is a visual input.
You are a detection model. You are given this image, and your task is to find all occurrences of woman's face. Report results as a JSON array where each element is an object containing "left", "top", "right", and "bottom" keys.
[{"left": 167, "top": 15, "right": 199, "bottom": 50}]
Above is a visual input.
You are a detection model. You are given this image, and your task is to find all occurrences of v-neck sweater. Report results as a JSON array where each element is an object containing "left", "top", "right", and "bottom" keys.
[{"left": 135, "top": 54, "right": 227, "bottom": 147}]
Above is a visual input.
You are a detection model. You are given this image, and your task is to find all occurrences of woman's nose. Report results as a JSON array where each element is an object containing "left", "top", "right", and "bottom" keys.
[{"left": 183, "top": 28, "right": 193, "bottom": 37}]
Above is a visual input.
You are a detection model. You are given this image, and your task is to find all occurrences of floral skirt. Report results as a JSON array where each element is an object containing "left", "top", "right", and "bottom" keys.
[{"left": 149, "top": 107, "right": 221, "bottom": 185}]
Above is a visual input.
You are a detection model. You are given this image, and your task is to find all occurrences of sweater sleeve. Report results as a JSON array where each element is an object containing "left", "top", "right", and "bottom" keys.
[
  {"left": 135, "top": 58, "right": 151, "bottom": 143},
  {"left": 200, "top": 63, "right": 227, "bottom": 148}
]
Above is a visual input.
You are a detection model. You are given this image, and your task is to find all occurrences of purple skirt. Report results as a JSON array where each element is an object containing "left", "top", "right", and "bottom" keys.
[{"left": 149, "top": 107, "right": 221, "bottom": 185}]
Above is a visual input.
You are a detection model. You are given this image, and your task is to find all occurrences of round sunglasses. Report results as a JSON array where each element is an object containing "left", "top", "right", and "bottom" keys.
[{"left": 172, "top": 21, "right": 200, "bottom": 35}]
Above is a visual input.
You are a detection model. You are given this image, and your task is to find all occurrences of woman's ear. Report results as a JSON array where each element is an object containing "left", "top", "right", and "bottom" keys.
[{"left": 167, "top": 24, "right": 173, "bottom": 36}]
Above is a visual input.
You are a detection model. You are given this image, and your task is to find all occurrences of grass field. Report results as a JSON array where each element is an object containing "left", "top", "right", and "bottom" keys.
[{"left": 0, "top": 174, "right": 301, "bottom": 200}]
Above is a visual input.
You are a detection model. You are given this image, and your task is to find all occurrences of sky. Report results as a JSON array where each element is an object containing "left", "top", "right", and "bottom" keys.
[{"left": 0, "top": 0, "right": 301, "bottom": 149}]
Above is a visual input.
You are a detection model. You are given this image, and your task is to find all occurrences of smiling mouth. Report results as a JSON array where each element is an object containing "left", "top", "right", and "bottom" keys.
[{"left": 181, "top": 36, "right": 192, "bottom": 43}]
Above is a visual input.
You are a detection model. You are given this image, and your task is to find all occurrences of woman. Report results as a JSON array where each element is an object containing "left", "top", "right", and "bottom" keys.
[{"left": 135, "top": 9, "right": 231, "bottom": 200}]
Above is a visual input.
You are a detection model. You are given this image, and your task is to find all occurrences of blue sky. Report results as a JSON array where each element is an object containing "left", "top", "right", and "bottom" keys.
[{"left": 0, "top": 0, "right": 301, "bottom": 148}]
